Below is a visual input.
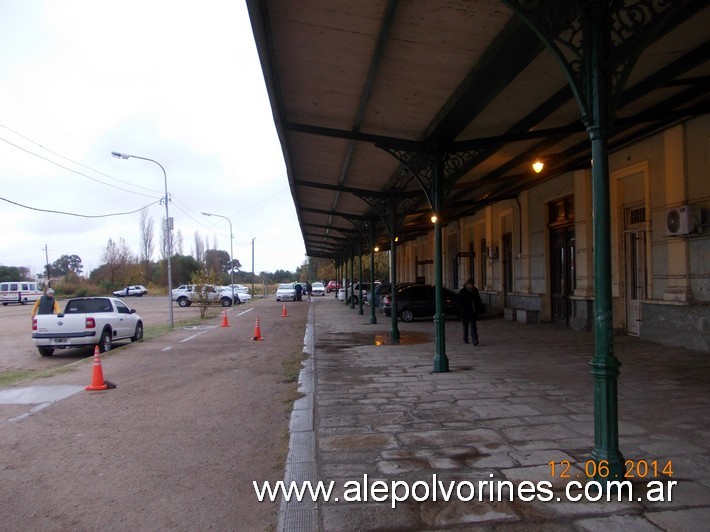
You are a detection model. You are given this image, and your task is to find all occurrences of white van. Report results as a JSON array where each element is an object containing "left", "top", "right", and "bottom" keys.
[{"left": 0, "top": 281, "right": 43, "bottom": 306}]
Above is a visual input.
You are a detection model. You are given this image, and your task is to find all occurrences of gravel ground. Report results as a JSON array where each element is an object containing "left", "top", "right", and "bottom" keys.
[{"left": 0, "top": 296, "right": 309, "bottom": 531}]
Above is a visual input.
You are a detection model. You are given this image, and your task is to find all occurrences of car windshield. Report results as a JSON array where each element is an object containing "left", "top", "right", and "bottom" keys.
[{"left": 278, "top": 284, "right": 294, "bottom": 289}]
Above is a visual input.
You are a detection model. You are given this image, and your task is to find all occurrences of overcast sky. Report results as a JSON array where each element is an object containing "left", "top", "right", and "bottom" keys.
[{"left": 0, "top": 0, "right": 305, "bottom": 279}]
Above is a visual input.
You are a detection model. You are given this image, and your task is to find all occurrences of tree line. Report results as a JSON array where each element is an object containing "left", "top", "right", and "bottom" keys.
[{"left": 1, "top": 208, "right": 391, "bottom": 290}]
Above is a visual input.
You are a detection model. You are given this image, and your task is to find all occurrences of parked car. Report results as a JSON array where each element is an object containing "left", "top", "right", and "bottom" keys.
[
  {"left": 235, "top": 291, "right": 252, "bottom": 303},
  {"left": 32, "top": 296, "right": 143, "bottom": 355},
  {"left": 371, "top": 282, "right": 414, "bottom": 308},
  {"left": 276, "top": 283, "right": 297, "bottom": 301},
  {"left": 171, "top": 285, "right": 240, "bottom": 307},
  {"left": 337, "top": 282, "right": 372, "bottom": 304},
  {"left": 113, "top": 285, "right": 148, "bottom": 297},
  {"left": 381, "top": 284, "right": 460, "bottom": 322},
  {"left": 348, "top": 282, "right": 373, "bottom": 305},
  {"left": 326, "top": 280, "right": 342, "bottom": 293},
  {"left": 219, "top": 286, "right": 252, "bottom": 302},
  {"left": 227, "top": 284, "right": 250, "bottom": 294},
  {"left": 310, "top": 282, "right": 326, "bottom": 296}
]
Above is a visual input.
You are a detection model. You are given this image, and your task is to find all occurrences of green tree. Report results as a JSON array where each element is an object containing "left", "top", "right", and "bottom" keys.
[
  {"left": 204, "top": 249, "right": 231, "bottom": 274},
  {"left": 171, "top": 254, "right": 203, "bottom": 286},
  {"left": 51, "top": 254, "right": 83, "bottom": 277},
  {"left": 0, "top": 265, "right": 30, "bottom": 281}
]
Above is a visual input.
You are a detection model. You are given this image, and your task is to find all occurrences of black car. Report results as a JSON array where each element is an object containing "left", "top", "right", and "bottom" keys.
[{"left": 381, "top": 284, "right": 460, "bottom": 322}]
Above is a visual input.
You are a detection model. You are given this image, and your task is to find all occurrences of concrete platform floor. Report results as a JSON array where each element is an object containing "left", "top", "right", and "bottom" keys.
[{"left": 280, "top": 297, "right": 710, "bottom": 531}]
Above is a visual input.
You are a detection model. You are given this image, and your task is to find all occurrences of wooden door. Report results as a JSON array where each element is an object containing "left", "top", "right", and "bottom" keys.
[{"left": 550, "top": 226, "right": 575, "bottom": 324}]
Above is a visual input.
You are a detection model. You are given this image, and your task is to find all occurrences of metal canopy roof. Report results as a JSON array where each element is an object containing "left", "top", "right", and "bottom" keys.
[{"left": 246, "top": 0, "right": 710, "bottom": 260}]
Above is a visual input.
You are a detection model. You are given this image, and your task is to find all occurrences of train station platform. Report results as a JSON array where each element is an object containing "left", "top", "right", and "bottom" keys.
[{"left": 280, "top": 296, "right": 710, "bottom": 531}]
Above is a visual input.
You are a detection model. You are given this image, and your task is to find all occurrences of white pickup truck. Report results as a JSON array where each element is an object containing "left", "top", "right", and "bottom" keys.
[{"left": 31, "top": 296, "right": 143, "bottom": 356}]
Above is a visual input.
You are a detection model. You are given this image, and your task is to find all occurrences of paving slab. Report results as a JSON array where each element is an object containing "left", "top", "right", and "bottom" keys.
[{"left": 279, "top": 297, "right": 710, "bottom": 531}]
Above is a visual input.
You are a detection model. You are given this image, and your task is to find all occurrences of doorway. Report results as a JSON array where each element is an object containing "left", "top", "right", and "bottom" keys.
[
  {"left": 624, "top": 206, "right": 647, "bottom": 336},
  {"left": 549, "top": 196, "right": 575, "bottom": 325},
  {"left": 502, "top": 232, "right": 513, "bottom": 308}
]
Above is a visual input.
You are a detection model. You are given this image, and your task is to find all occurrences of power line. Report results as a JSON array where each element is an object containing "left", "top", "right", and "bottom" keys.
[
  {"left": 0, "top": 131, "right": 162, "bottom": 198},
  {"left": 1, "top": 196, "right": 161, "bottom": 218}
]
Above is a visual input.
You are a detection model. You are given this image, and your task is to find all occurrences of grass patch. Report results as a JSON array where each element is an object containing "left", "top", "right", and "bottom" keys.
[
  {"left": 0, "top": 366, "right": 75, "bottom": 388},
  {"left": 281, "top": 348, "right": 308, "bottom": 384},
  {"left": 142, "top": 312, "right": 220, "bottom": 341},
  {"left": 273, "top": 348, "right": 310, "bottom": 472}
]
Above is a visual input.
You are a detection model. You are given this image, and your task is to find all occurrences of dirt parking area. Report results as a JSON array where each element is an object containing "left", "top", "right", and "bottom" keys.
[
  {"left": 0, "top": 296, "right": 311, "bottom": 530},
  {"left": 0, "top": 296, "right": 219, "bottom": 373}
]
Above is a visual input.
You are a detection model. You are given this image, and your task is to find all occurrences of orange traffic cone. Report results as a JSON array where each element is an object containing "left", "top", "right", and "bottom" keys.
[
  {"left": 221, "top": 309, "right": 230, "bottom": 327},
  {"left": 85, "top": 345, "right": 108, "bottom": 391},
  {"left": 252, "top": 316, "right": 263, "bottom": 341},
  {"left": 281, "top": 304, "right": 288, "bottom": 318}
]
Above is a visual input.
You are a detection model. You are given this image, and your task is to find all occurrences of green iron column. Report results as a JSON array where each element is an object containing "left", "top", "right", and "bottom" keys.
[
  {"left": 369, "top": 223, "right": 377, "bottom": 324},
  {"left": 389, "top": 205, "right": 400, "bottom": 343},
  {"left": 349, "top": 251, "right": 355, "bottom": 309},
  {"left": 344, "top": 256, "right": 350, "bottom": 305},
  {"left": 432, "top": 152, "right": 448, "bottom": 373},
  {"left": 587, "top": 2, "right": 623, "bottom": 481},
  {"left": 502, "top": 0, "right": 694, "bottom": 482},
  {"left": 358, "top": 237, "right": 364, "bottom": 315},
  {"left": 335, "top": 260, "right": 340, "bottom": 298}
]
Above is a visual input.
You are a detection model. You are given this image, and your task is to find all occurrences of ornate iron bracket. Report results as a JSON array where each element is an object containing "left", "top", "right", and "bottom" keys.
[
  {"left": 379, "top": 145, "right": 485, "bottom": 211},
  {"left": 503, "top": 0, "right": 688, "bottom": 123},
  {"left": 353, "top": 188, "right": 418, "bottom": 239}
]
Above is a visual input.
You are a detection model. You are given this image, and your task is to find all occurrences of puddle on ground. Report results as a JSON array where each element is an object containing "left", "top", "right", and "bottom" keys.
[{"left": 317, "top": 331, "right": 431, "bottom": 351}]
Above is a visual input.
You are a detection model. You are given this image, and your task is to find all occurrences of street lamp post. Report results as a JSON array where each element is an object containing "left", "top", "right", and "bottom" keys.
[
  {"left": 251, "top": 238, "right": 255, "bottom": 297},
  {"left": 111, "top": 151, "right": 173, "bottom": 328},
  {"left": 202, "top": 212, "right": 235, "bottom": 304}
]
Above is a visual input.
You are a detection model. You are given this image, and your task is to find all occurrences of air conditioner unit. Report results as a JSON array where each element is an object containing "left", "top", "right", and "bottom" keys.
[{"left": 665, "top": 205, "right": 701, "bottom": 236}]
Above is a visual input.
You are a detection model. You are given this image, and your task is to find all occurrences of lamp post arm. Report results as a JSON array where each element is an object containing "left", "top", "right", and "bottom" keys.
[
  {"left": 111, "top": 151, "right": 173, "bottom": 328},
  {"left": 202, "top": 212, "right": 235, "bottom": 301}
]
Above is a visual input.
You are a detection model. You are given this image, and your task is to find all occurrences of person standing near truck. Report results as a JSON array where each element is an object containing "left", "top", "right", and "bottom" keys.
[{"left": 31, "top": 288, "right": 60, "bottom": 319}]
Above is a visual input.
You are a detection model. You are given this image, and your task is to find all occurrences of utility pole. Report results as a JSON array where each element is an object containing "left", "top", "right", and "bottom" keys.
[
  {"left": 251, "top": 238, "right": 255, "bottom": 296},
  {"left": 44, "top": 244, "right": 51, "bottom": 287}
]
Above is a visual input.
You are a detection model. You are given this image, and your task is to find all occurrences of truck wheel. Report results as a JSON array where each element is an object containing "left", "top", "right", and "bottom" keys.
[
  {"left": 99, "top": 330, "right": 112, "bottom": 353},
  {"left": 131, "top": 322, "right": 144, "bottom": 342},
  {"left": 38, "top": 346, "right": 54, "bottom": 356},
  {"left": 220, "top": 297, "right": 232, "bottom": 307},
  {"left": 178, "top": 297, "right": 190, "bottom": 307}
]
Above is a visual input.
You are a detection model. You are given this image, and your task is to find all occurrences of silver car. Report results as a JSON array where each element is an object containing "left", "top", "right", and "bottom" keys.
[
  {"left": 276, "top": 283, "right": 296, "bottom": 301},
  {"left": 310, "top": 282, "right": 326, "bottom": 296}
]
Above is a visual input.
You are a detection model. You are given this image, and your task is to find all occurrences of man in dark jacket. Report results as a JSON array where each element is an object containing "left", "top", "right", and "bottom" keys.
[
  {"left": 458, "top": 278, "right": 483, "bottom": 346},
  {"left": 294, "top": 282, "right": 303, "bottom": 301},
  {"left": 31, "top": 288, "right": 60, "bottom": 319}
]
